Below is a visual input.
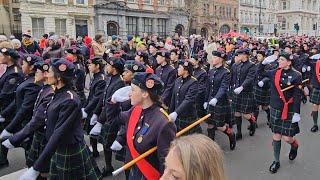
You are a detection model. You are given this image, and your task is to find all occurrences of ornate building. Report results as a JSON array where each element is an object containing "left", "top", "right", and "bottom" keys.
[
  {"left": 188, "top": 0, "right": 239, "bottom": 37},
  {"left": 95, "top": 0, "right": 188, "bottom": 38}
]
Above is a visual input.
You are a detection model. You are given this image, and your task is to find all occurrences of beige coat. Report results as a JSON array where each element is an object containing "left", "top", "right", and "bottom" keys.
[{"left": 92, "top": 41, "right": 106, "bottom": 56}]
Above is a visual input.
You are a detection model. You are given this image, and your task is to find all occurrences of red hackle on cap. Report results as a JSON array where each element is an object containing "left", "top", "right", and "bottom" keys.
[
  {"left": 145, "top": 67, "right": 154, "bottom": 73},
  {"left": 65, "top": 55, "right": 74, "bottom": 62},
  {"left": 34, "top": 51, "right": 41, "bottom": 56}
]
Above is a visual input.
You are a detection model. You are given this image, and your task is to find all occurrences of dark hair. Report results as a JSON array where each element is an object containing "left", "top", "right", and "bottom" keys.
[
  {"left": 149, "top": 92, "right": 167, "bottom": 110},
  {"left": 51, "top": 66, "right": 74, "bottom": 88},
  {"left": 95, "top": 34, "right": 102, "bottom": 41}
]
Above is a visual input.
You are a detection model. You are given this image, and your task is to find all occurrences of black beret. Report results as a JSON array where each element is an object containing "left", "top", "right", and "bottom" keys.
[
  {"left": 279, "top": 52, "right": 294, "bottom": 61},
  {"left": 156, "top": 49, "right": 170, "bottom": 59},
  {"left": 66, "top": 46, "right": 82, "bottom": 54},
  {"left": 121, "top": 52, "right": 135, "bottom": 60},
  {"left": 136, "top": 51, "right": 149, "bottom": 59},
  {"left": 34, "top": 61, "right": 50, "bottom": 72},
  {"left": 50, "top": 58, "right": 76, "bottom": 78},
  {"left": 212, "top": 50, "right": 227, "bottom": 60},
  {"left": 0, "top": 48, "right": 20, "bottom": 59},
  {"left": 236, "top": 48, "right": 251, "bottom": 55},
  {"left": 284, "top": 44, "right": 295, "bottom": 49},
  {"left": 312, "top": 44, "right": 320, "bottom": 50},
  {"left": 170, "top": 48, "right": 181, "bottom": 55},
  {"left": 23, "top": 54, "right": 44, "bottom": 66},
  {"left": 178, "top": 59, "right": 194, "bottom": 74},
  {"left": 256, "top": 50, "right": 267, "bottom": 57},
  {"left": 124, "top": 60, "right": 146, "bottom": 73},
  {"left": 132, "top": 72, "right": 164, "bottom": 95},
  {"left": 107, "top": 57, "right": 125, "bottom": 73},
  {"left": 87, "top": 56, "right": 106, "bottom": 65}
]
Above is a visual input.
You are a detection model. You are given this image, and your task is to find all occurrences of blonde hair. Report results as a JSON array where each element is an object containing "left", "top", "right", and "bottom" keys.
[
  {"left": 170, "top": 134, "right": 226, "bottom": 180},
  {"left": 0, "top": 41, "right": 13, "bottom": 49},
  {"left": 10, "top": 39, "right": 21, "bottom": 49}
]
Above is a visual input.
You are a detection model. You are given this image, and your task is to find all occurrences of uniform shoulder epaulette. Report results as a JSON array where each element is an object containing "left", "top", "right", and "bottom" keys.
[
  {"left": 292, "top": 68, "right": 302, "bottom": 75},
  {"left": 201, "top": 68, "right": 207, "bottom": 73},
  {"left": 101, "top": 74, "right": 105, "bottom": 81},
  {"left": 191, "top": 76, "right": 198, "bottom": 81},
  {"left": 170, "top": 65, "right": 175, "bottom": 69},
  {"left": 77, "top": 64, "right": 80, "bottom": 70},
  {"left": 120, "top": 75, "right": 124, "bottom": 81},
  {"left": 67, "top": 91, "right": 74, "bottom": 99},
  {"left": 159, "top": 108, "right": 171, "bottom": 121},
  {"left": 51, "top": 85, "right": 56, "bottom": 91},
  {"left": 14, "top": 66, "right": 18, "bottom": 73}
]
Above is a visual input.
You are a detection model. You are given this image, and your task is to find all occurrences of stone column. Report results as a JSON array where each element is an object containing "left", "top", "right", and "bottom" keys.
[
  {"left": 138, "top": 17, "right": 143, "bottom": 36},
  {"left": 120, "top": 15, "right": 127, "bottom": 38},
  {"left": 153, "top": 17, "right": 158, "bottom": 35}
]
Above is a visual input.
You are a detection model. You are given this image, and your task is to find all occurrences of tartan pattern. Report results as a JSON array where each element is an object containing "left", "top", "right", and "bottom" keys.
[
  {"left": 196, "top": 103, "right": 206, "bottom": 119},
  {"left": 129, "top": 165, "right": 147, "bottom": 180},
  {"left": 207, "top": 101, "right": 231, "bottom": 127},
  {"left": 253, "top": 85, "right": 270, "bottom": 106},
  {"left": 26, "top": 131, "right": 48, "bottom": 172},
  {"left": 310, "top": 87, "right": 320, "bottom": 105},
  {"left": 115, "top": 148, "right": 126, "bottom": 162},
  {"left": 98, "top": 122, "right": 118, "bottom": 146},
  {"left": 231, "top": 91, "right": 256, "bottom": 114},
  {"left": 270, "top": 107, "right": 300, "bottom": 137},
  {"left": 82, "top": 115, "right": 94, "bottom": 135},
  {"left": 49, "top": 141, "right": 102, "bottom": 180},
  {"left": 175, "top": 116, "right": 202, "bottom": 135}
]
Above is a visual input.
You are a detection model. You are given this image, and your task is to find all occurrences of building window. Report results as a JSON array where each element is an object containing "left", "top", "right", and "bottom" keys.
[
  {"left": 55, "top": 19, "right": 66, "bottom": 35},
  {"left": 76, "top": 0, "right": 85, "bottom": 4},
  {"left": 13, "top": 8, "right": 20, "bottom": 21},
  {"left": 126, "top": 17, "right": 138, "bottom": 36},
  {"left": 54, "top": 0, "right": 65, "bottom": 3},
  {"left": 32, "top": 18, "right": 45, "bottom": 39},
  {"left": 234, "top": 8, "right": 237, "bottom": 18},
  {"left": 143, "top": 0, "right": 151, "bottom": 4},
  {"left": 143, "top": 18, "right": 152, "bottom": 35},
  {"left": 281, "top": 18, "right": 286, "bottom": 30},
  {"left": 158, "top": 19, "right": 166, "bottom": 36},
  {"left": 282, "top": 1, "right": 287, "bottom": 10},
  {"left": 159, "top": 0, "right": 165, "bottom": 5}
]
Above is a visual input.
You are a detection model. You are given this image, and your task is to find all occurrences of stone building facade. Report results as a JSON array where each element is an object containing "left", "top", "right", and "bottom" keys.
[{"left": 95, "top": 0, "right": 188, "bottom": 39}]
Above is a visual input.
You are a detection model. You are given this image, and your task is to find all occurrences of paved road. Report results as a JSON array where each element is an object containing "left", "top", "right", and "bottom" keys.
[{"left": 0, "top": 101, "right": 319, "bottom": 180}]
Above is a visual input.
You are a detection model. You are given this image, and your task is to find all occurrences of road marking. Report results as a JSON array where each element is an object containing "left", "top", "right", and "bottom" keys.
[{"left": 0, "top": 168, "right": 27, "bottom": 180}]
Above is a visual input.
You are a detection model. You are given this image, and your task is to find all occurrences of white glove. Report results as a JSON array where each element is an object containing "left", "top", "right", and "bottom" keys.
[
  {"left": 307, "top": 66, "right": 311, "bottom": 71},
  {"left": 302, "top": 66, "right": 307, "bottom": 72},
  {"left": 292, "top": 113, "right": 301, "bottom": 123},
  {"left": 203, "top": 102, "right": 208, "bottom": 110},
  {"left": 209, "top": 98, "right": 218, "bottom": 106},
  {"left": 90, "top": 114, "right": 98, "bottom": 125},
  {"left": 0, "top": 115, "right": 5, "bottom": 122},
  {"left": 89, "top": 122, "right": 102, "bottom": 136},
  {"left": 2, "top": 139, "right": 15, "bottom": 149},
  {"left": 169, "top": 112, "right": 178, "bottom": 122},
  {"left": 262, "top": 55, "right": 277, "bottom": 65},
  {"left": 227, "top": 60, "right": 231, "bottom": 65},
  {"left": 258, "top": 81, "right": 264, "bottom": 87},
  {"left": 234, "top": 86, "right": 244, "bottom": 95},
  {"left": 81, "top": 108, "right": 88, "bottom": 119},
  {"left": 110, "top": 141, "right": 123, "bottom": 151},
  {"left": 19, "top": 167, "right": 40, "bottom": 180},
  {"left": 0, "top": 129, "right": 13, "bottom": 139},
  {"left": 111, "top": 86, "right": 132, "bottom": 103}
]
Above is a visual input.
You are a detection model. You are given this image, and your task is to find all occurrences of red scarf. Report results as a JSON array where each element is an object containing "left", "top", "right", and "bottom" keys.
[
  {"left": 316, "top": 61, "right": 320, "bottom": 83},
  {"left": 275, "top": 69, "right": 293, "bottom": 120},
  {"left": 127, "top": 106, "right": 160, "bottom": 180}
]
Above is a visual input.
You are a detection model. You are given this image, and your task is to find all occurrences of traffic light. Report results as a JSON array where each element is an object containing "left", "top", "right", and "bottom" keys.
[
  {"left": 244, "top": 27, "right": 249, "bottom": 33},
  {"left": 294, "top": 23, "right": 299, "bottom": 31}
]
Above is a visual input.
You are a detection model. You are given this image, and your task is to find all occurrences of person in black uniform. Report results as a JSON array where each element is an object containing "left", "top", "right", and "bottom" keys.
[
  {"left": 81, "top": 56, "right": 107, "bottom": 158},
  {"left": 2, "top": 61, "right": 54, "bottom": 179},
  {"left": 168, "top": 59, "right": 201, "bottom": 134},
  {"left": 258, "top": 52, "right": 302, "bottom": 174},
  {"left": 135, "top": 50, "right": 150, "bottom": 67},
  {"left": 148, "top": 42, "right": 159, "bottom": 71},
  {"left": 204, "top": 50, "right": 236, "bottom": 150},
  {"left": 19, "top": 58, "right": 102, "bottom": 180},
  {"left": 155, "top": 49, "right": 176, "bottom": 107},
  {"left": 170, "top": 48, "right": 181, "bottom": 70},
  {"left": 307, "top": 54, "right": 320, "bottom": 132},
  {"left": 231, "top": 48, "right": 257, "bottom": 140},
  {"left": 102, "top": 72, "right": 176, "bottom": 179},
  {"left": 90, "top": 57, "right": 126, "bottom": 176},
  {"left": 66, "top": 46, "right": 86, "bottom": 105},
  {"left": 0, "top": 54, "right": 43, "bottom": 166},
  {"left": 190, "top": 54, "right": 207, "bottom": 118},
  {"left": 253, "top": 50, "right": 272, "bottom": 125}
]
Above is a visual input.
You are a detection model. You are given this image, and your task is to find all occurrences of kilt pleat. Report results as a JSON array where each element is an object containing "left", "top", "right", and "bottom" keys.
[
  {"left": 175, "top": 116, "right": 202, "bottom": 135},
  {"left": 270, "top": 107, "right": 300, "bottom": 137},
  {"left": 310, "top": 87, "right": 320, "bottom": 105},
  {"left": 26, "top": 131, "right": 47, "bottom": 171},
  {"left": 49, "top": 140, "right": 102, "bottom": 180},
  {"left": 231, "top": 91, "right": 255, "bottom": 114},
  {"left": 253, "top": 85, "right": 270, "bottom": 106},
  {"left": 98, "top": 122, "right": 118, "bottom": 146},
  {"left": 207, "top": 100, "right": 231, "bottom": 127}
]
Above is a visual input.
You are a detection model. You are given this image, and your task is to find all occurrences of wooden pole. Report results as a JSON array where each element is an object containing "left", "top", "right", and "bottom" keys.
[
  {"left": 281, "top": 79, "right": 309, "bottom": 92},
  {"left": 112, "top": 114, "right": 212, "bottom": 176}
]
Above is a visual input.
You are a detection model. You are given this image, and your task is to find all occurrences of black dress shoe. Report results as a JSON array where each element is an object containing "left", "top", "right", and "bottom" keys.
[
  {"left": 269, "top": 161, "right": 280, "bottom": 174},
  {"left": 289, "top": 147, "right": 298, "bottom": 160},
  {"left": 236, "top": 133, "right": 242, "bottom": 140},
  {"left": 229, "top": 132, "right": 236, "bottom": 150},
  {"left": 0, "top": 160, "right": 9, "bottom": 168},
  {"left": 249, "top": 122, "right": 257, "bottom": 136},
  {"left": 101, "top": 166, "right": 114, "bottom": 177},
  {"left": 92, "top": 151, "right": 99, "bottom": 158},
  {"left": 311, "top": 125, "right": 318, "bottom": 132},
  {"left": 207, "top": 128, "right": 215, "bottom": 141}
]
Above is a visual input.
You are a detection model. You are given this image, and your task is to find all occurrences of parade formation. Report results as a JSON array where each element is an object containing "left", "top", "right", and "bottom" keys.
[{"left": 0, "top": 31, "right": 319, "bottom": 180}]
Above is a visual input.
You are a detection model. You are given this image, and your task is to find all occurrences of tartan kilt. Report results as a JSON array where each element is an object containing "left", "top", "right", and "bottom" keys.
[
  {"left": 270, "top": 107, "right": 300, "bottom": 137},
  {"left": 207, "top": 101, "right": 231, "bottom": 127},
  {"left": 98, "top": 122, "right": 118, "bottom": 146},
  {"left": 82, "top": 116, "right": 94, "bottom": 135},
  {"left": 49, "top": 140, "right": 102, "bottom": 180},
  {"left": 175, "top": 116, "right": 202, "bottom": 135},
  {"left": 253, "top": 85, "right": 270, "bottom": 106},
  {"left": 196, "top": 103, "right": 206, "bottom": 119},
  {"left": 115, "top": 148, "right": 126, "bottom": 162},
  {"left": 128, "top": 165, "right": 146, "bottom": 180},
  {"left": 310, "top": 87, "right": 320, "bottom": 105},
  {"left": 231, "top": 91, "right": 255, "bottom": 114},
  {"left": 26, "top": 131, "right": 48, "bottom": 172}
]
